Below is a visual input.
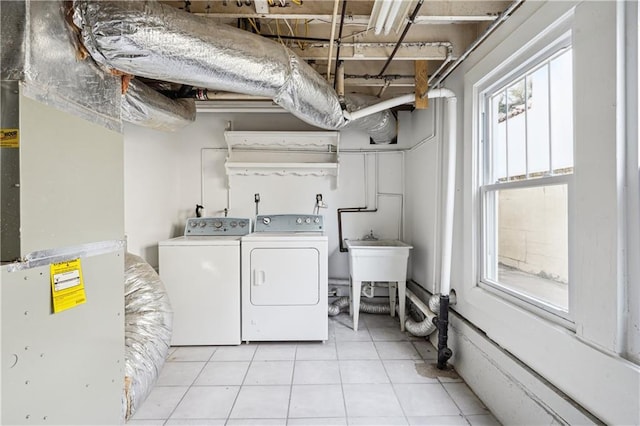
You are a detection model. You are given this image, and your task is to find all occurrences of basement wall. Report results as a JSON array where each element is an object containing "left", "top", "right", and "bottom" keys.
[
  {"left": 406, "top": 1, "right": 640, "bottom": 424},
  {"left": 124, "top": 111, "right": 420, "bottom": 279}
]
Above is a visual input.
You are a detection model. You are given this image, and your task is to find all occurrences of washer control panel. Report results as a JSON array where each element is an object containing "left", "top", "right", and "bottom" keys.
[
  {"left": 255, "top": 214, "right": 323, "bottom": 232},
  {"left": 184, "top": 217, "right": 252, "bottom": 236}
]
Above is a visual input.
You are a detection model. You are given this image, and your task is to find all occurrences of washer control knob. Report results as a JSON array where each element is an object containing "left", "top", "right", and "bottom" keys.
[
  {"left": 262, "top": 217, "right": 271, "bottom": 225},
  {"left": 230, "top": 221, "right": 238, "bottom": 228},
  {"left": 239, "top": 221, "right": 247, "bottom": 227},
  {"left": 199, "top": 221, "right": 206, "bottom": 227},
  {"left": 296, "top": 218, "right": 302, "bottom": 224},
  {"left": 305, "top": 217, "right": 311, "bottom": 224},
  {"left": 190, "top": 221, "right": 197, "bottom": 227},
  {"left": 314, "top": 217, "right": 320, "bottom": 224},
  {"left": 214, "top": 221, "right": 223, "bottom": 228}
]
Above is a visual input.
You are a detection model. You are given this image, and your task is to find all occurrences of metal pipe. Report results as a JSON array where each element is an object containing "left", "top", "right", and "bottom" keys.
[
  {"left": 337, "top": 207, "right": 378, "bottom": 252},
  {"left": 437, "top": 295, "right": 453, "bottom": 369},
  {"left": 336, "top": 61, "right": 345, "bottom": 100},
  {"left": 422, "top": 88, "right": 457, "bottom": 369},
  {"left": 333, "top": 0, "right": 348, "bottom": 90},
  {"left": 405, "top": 288, "right": 437, "bottom": 336},
  {"left": 429, "top": 0, "right": 525, "bottom": 87},
  {"left": 261, "top": 34, "right": 331, "bottom": 42},
  {"left": 344, "top": 93, "right": 414, "bottom": 122},
  {"left": 427, "top": 47, "right": 454, "bottom": 84},
  {"left": 326, "top": 0, "right": 341, "bottom": 82},
  {"left": 439, "top": 94, "right": 457, "bottom": 296},
  {"left": 377, "top": 0, "right": 424, "bottom": 76}
]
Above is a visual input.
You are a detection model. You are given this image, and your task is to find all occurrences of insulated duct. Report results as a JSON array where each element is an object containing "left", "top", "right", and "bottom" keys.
[
  {"left": 123, "top": 79, "right": 196, "bottom": 132},
  {"left": 405, "top": 289, "right": 437, "bottom": 337},
  {"left": 0, "top": 0, "right": 26, "bottom": 80},
  {"left": 124, "top": 253, "right": 173, "bottom": 421},
  {"left": 344, "top": 94, "right": 397, "bottom": 144},
  {"left": 72, "top": 0, "right": 345, "bottom": 130},
  {"left": 328, "top": 296, "right": 392, "bottom": 316},
  {"left": 328, "top": 292, "right": 438, "bottom": 337},
  {"left": 72, "top": 1, "right": 401, "bottom": 141}
]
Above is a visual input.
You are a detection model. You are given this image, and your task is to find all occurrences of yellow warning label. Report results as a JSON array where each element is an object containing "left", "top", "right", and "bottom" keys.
[
  {"left": 1, "top": 128, "right": 19, "bottom": 148},
  {"left": 50, "top": 258, "right": 87, "bottom": 313}
]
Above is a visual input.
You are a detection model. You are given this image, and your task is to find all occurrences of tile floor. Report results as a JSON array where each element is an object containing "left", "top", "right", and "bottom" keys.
[{"left": 128, "top": 313, "right": 500, "bottom": 426}]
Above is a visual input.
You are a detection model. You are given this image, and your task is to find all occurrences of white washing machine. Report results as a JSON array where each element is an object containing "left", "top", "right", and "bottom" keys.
[
  {"left": 159, "top": 217, "right": 251, "bottom": 345},
  {"left": 241, "top": 214, "right": 328, "bottom": 342}
]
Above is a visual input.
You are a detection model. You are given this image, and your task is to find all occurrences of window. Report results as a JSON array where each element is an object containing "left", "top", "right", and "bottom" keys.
[{"left": 480, "top": 43, "right": 573, "bottom": 317}]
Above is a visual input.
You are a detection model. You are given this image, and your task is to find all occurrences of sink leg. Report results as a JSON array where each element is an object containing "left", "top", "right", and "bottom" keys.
[
  {"left": 352, "top": 280, "right": 361, "bottom": 331},
  {"left": 398, "top": 281, "right": 406, "bottom": 332},
  {"left": 389, "top": 281, "right": 397, "bottom": 317},
  {"left": 348, "top": 275, "right": 353, "bottom": 317}
]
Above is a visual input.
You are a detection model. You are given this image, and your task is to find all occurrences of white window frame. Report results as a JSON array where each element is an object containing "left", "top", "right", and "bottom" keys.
[
  {"left": 469, "top": 13, "right": 576, "bottom": 327},
  {"left": 458, "top": 3, "right": 639, "bottom": 422},
  {"left": 478, "top": 35, "right": 574, "bottom": 322}
]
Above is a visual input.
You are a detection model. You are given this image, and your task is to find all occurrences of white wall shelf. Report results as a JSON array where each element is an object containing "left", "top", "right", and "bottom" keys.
[{"left": 224, "top": 131, "right": 340, "bottom": 187}]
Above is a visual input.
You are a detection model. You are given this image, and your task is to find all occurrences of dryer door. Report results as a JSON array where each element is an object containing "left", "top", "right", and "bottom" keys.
[{"left": 250, "top": 247, "right": 319, "bottom": 305}]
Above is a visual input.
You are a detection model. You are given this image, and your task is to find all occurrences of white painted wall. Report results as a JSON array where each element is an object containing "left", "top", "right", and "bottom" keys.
[
  {"left": 405, "top": 105, "right": 441, "bottom": 294},
  {"left": 124, "top": 111, "right": 407, "bottom": 279},
  {"left": 405, "top": 1, "right": 640, "bottom": 424}
]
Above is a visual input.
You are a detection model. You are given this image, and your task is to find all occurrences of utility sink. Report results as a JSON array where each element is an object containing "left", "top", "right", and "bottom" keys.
[
  {"left": 345, "top": 239, "right": 413, "bottom": 331},
  {"left": 346, "top": 239, "right": 413, "bottom": 248},
  {"left": 345, "top": 240, "right": 413, "bottom": 280}
]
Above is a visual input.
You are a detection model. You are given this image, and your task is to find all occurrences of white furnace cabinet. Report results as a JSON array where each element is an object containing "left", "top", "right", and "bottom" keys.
[
  {"left": 159, "top": 237, "right": 241, "bottom": 345},
  {"left": 241, "top": 234, "right": 328, "bottom": 342}
]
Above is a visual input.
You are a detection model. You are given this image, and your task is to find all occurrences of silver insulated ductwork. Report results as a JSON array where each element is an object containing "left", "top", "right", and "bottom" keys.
[
  {"left": 123, "top": 79, "right": 196, "bottom": 132},
  {"left": 72, "top": 0, "right": 399, "bottom": 142}
]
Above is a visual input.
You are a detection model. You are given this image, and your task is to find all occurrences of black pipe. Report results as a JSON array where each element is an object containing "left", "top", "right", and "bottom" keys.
[
  {"left": 436, "top": 294, "right": 453, "bottom": 369},
  {"left": 261, "top": 34, "right": 331, "bottom": 42},
  {"left": 333, "top": 0, "right": 348, "bottom": 90},
  {"left": 337, "top": 207, "right": 378, "bottom": 252},
  {"left": 377, "top": 0, "right": 424, "bottom": 77}
]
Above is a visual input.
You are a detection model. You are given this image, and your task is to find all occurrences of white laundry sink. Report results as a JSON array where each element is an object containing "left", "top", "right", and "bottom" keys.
[
  {"left": 345, "top": 239, "right": 413, "bottom": 281},
  {"left": 345, "top": 239, "right": 413, "bottom": 331}
]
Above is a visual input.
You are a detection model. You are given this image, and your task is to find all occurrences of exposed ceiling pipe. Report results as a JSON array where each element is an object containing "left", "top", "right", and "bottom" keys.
[
  {"left": 344, "top": 93, "right": 414, "bottom": 121},
  {"left": 333, "top": 0, "right": 348, "bottom": 90},
  {"left": 377, "top": 0, "right": 424, "bottom": 77},
  {"left": 427, "top": 45, "right": 454, "bottom": 85},
  {"left": 326, "top": 0, "right": 341, "bottom": 83},
  {"left": 430, "top": 0, "right": 525, "bottom": 87}
]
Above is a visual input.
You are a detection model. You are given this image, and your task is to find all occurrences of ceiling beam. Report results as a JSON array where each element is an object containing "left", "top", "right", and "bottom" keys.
[
  {"left": 162, "top": 0, "right": 511, "bottom": 23},
  {"left": 289, "top": 42, "right": 452, "bottom": 61},
  {"left": 344, "top": 77, "right": 415, "bottom": 87},
  {"left": 193, "top": 12, "right": 498, "bottom": 24}
]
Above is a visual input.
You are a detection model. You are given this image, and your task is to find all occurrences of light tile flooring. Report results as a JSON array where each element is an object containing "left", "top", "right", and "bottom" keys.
[{"left": 128, "top": 313, "right": 500, "bottom": 426}]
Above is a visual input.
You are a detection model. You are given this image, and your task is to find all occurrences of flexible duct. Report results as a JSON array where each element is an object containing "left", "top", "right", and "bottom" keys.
[
  {"left": 405, "top": 289, "right": 437, "bottom": 337},
  {"left": 72, "top": 0, "right": 346, "bottom": 130},
  {"left": 123, "top": 79, "right": 196, "bottom": 131},
  {"left": 72, "top": 1, "right": 404, "bottom": 141},
  {"left": 124, "top": 253, "right": 173, "bottom": 421},
  {"left": 344, "top": 94, "right": 397, "bottom": 144},
  {"left": 427, "top": 291, "right": 457, "bottom": 313},
  {"left": 328, "top": 290, "right": 439, "bottom": 338},
  {"left": 328, "top": 296, "right": 392, "bottom": 316}
]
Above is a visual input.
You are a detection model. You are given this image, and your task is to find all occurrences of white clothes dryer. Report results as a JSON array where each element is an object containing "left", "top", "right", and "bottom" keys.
[{"left": 241, "top": 214, "right": 328, "bottom": 342}]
